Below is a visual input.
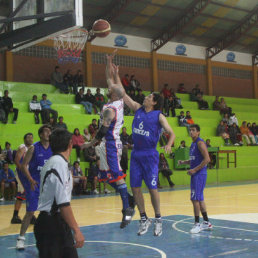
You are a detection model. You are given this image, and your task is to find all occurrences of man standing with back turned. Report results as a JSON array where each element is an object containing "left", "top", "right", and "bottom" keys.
[
  {"left": 106, "top": 51, "right": 175, "bottom": 237},
  {"left": 178, "top": 124, "right": 212, "bottom": 234},
  {"left": 34, "top": 128, "right": 84, "bottom": 258}
]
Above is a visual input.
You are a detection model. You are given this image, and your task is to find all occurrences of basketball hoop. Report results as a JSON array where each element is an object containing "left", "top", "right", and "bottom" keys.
[{"left": 53, "top": 28, "right": 89, "bottom": 64}]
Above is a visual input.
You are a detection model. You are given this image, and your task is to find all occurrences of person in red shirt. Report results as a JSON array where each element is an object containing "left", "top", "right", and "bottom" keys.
[
  {"left": 72, "top": 128, "right": 85, "bottom": 162},
  {"left": 121, "top": 74, "right": 130, "bottom": 93}
]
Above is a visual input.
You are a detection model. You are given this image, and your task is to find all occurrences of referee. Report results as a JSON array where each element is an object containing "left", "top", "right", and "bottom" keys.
[{"left": 34, "top": 128, "right": 84, "bottom": 258}]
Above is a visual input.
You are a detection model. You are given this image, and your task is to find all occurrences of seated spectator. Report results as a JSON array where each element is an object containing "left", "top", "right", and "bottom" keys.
[
  {"left": 177, "top": 83, "right": 187, "bottom": 93},
  {"left": 50, "top": 66, "right": 69, "bottom": 93},
  {"left": 213, "top": 96, "right": 220, "bottom": 111},
  {"left": 48, "top": 117, "right": 57, "bottom": 129},
  {"left": 88, "top": 119, "right": 98, "bottom": 137},
  {"left": 75, "top": 88, "right": 92, "bottom": 114},
  {"left": 206, "top": 139, "right": 211, "bottom": 147},
  {"left": 83, "top": 144, "right": 98, "bottom": 165},
  {"left": 178, "top": 111, "right": 189, "bottom": 128},
  {"left": 228, "top": 113, "right": 238, "bottom": 127},
  {"left": 63, "top": 69, "right": 75, "bottom": 94},
  {"left": 0, "top": 161, "right": 16, "bottom": 201},
  {"left": 250, "top": 122, "right": 258, "bottom": 143},
  {"left": 197, "top": 94, "right": 209, "bottom": 110},
  {"left": 170, "top": 90, "right": 183, "bottom": 109},
  {"left": 222, "top": 113, "right": 229, "bottom": 125},
  {"left": 95, "top": 88, "right": 105, "bottom": 112},
  {"left": 29, "top": 95, "right": 41, "bottom": 124},
  {"left": 206, "top": 139, "right": 217, "bottom": 169},
  {"left": 130, "top": 75, "right": 141, "bottom": 92},
  {"left": 216, "top": 120, "right": 230, "bottom": 145},
  {"left": 185, "top": 111, "right": 194, "bottom": 125},
  {"left": 158, "top": 153, "right": 174, "bottom": 188},
  {"left": 87, "top": 161, "right": 100, "bottom": 194},
  {"left": 121, "top": 74, "right": 130, "bottom": 93},
  {"left": 190, "top": 84, "right": 202, "bottom": 101},
  {"left": 55, "top": 116, "right": 67, "bottom": 129},
  {"left": 72, "top": 161, "right": 87, "bottom": 194},
  {"left": 2, "top": 90, "right": 19, "bottom": 124},
  {"left": 229, "top": 123, "right": 243, "bottom": 146},
  {"left": 73, "top": 70, "right": 84, "bottom": 93},
  {"left": 179, "top": 140, "right": 186, "bottom": 149},
  {"left": 40, "top": 94, "right": 58, "bottom": 124},
  {"left": 72, "top": 128, "right": 85, "bottom": 162},
  {"left": 135, "top": 89, "right": 145, "bottom": 105},
  {"left": 129, "top": 89, "right": 136, "bottom": 101},
  {"left": 240, "top": 121, "right": 256, "bottom": 145},
  {"left": 161, "top": 84, "right": 171, "bottom": 114},
  {"left": 83, "top": 128, "right": 91, "bottom": 142},
  {"left": 219, "top": 98, "right": 232, "bottom": 116},
  {"left": 247, "top": 122, "right": 258, "bottom": 144},
  {"left": 85, "top": 89, "right": 98, "bottom": 114},
  {"left": 165, "top": 96, "right": 176, "bottom": 117},
  {"left": 2, "top": 142, "right": 13, "bottom": 164}
]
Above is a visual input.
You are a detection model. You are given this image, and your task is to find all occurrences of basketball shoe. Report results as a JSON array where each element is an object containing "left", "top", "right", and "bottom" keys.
[{"left": 137, "top": 218, "right": 152, "bottom": 236}]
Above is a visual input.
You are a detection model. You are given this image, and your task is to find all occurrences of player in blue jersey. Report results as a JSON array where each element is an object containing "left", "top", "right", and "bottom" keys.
[
  {"left": 16, "top": 125, "right": 52, "bottom": 250},
  {"left": 178, "top": 124, "right": 212, "bottom": 234},
  {"left": 106, "top": 52, "right": 175, "bottom": 236},
  {"left": 11, "top": 133, "right": 34, "bottom": 224}
]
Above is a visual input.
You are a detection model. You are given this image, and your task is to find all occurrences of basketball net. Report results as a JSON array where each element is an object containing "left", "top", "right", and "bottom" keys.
[{"left": 53, "top": 28, "right": 88, "bottom": 64}]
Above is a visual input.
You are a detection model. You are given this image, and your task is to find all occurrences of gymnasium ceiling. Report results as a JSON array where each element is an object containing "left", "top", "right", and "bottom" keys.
[{"left": 83, "top": 0, "right": 258, "bottom": 55}]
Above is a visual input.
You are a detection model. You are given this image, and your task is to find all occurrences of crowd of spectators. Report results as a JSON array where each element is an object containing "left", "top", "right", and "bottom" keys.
[{"left": 121, "top": 74, "right": 141, "bottom": 93}]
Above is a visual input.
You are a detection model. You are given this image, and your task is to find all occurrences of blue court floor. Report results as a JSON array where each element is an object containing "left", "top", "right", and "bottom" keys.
[{"left": 1, "top": 215, "right": 258, "bottom": 258}]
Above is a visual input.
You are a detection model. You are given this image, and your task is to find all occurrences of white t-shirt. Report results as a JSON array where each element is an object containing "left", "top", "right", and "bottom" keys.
[{"left": 38, "top": 155, "right": 73, "bottom": 212}]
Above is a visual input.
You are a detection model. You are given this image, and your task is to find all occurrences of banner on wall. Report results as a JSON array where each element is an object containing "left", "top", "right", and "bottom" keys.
[
  {"left": 114, "top": 35, "right": 128, "bottom": 48},
  {"left": 175, "top": 44, "right": 187, "bottom": 56},
  {"left": 226, "top": 52, "right": 236, "bottom": 62}
]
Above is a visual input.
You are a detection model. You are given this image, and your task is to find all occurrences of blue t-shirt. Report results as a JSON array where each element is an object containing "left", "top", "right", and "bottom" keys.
[
  {"left": 29, "top": 141, "right": 53, "bottom": 183},
  {"left": 0, "top": 168, "right": 15, "bottom": 182},
  {"left": 132, "top": 107, "right": 162, "bottom": 151},
  {"left": 189, "top": 137, "right": 207, "bottom": 175}
]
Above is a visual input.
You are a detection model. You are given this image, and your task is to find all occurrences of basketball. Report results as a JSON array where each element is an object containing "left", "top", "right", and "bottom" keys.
[{"left": 92, "top": 19, "right": 111, "bottom": 38}]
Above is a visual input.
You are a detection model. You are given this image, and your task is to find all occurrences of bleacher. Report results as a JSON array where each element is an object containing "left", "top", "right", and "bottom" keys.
[{"left": 1, "top": 81, "right": 258, "bottom": 189}]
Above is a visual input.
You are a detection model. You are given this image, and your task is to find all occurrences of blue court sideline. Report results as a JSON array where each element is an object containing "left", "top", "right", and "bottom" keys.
[{"left": 1, "top": 215, "right": 258, "bottom": 257}]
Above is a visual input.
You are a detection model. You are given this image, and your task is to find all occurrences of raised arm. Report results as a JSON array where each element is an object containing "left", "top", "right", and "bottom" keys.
[
  {"left": 14, "top": 146, "right": 26, "bottom": 171},
  {"left": 159, "top": 113, "right": 175, "bottom": 153}
]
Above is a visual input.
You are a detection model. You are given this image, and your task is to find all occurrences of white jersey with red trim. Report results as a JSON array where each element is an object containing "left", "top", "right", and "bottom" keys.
[{"left": 100, "top": 99, "right": 124, "bottom": 142}]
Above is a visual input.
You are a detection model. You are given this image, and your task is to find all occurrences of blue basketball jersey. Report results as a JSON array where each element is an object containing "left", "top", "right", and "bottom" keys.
[
  {"left": 29, "top": 141, "right": 52, "bottom": 183},
  {"left": 189, "top": 137, "right": 207, "bottom": 175},
  {"left": 132, "top": 107, "right": 162, "bottom": 151}
]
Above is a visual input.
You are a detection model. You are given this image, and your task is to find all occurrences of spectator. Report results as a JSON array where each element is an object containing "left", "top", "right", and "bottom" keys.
[
  {"left": 130, "top": 75, "right": 141, "bottom": 92},
  {"left": 178, "top": 111, "right": 189, "bottom": 128},
  {"left": 55, "top": 116, "right": 67, "bottom": 129},
  {"left": 88, "top": 119, "right": 98, "bottom": 137},
  {"left": 185, "top": 111, "right": 194, "bottom": 125},
  {"left": 72, "top": 161, "right": 87, "bottom": 194},
  {"left": 161, "top": 84, "right": 171, "bottom": 114},
  {"left": 83, "top": 128, "right": 91, "bottom": 142},
  {"left": 190, "top": 84, "right": 202, "bottom": 101},
  {"left": 50, "top": 66, "right": 68, "bottom": 93},
  {"left": 179, "top": 140, "right": 186, "bottom": 149},
  {"left": 2, "top": 90, "right": 19, "bottom": 124},
  {"left": 216, "top": 120, "right": 230, "bottom": 145},
  {"left": 165, "top": 95, "right": 177, "bottom": 117},
  {"left": 63, "top": 69, "right": 74, "bottom": 94},
  {"left": 206, "top": 139, "right": 217, "bottom": 169},
  {"left": 40, "top": 94, "right": 58, "bottom": 124},
  {"left": 129, "top": 89, "right": 136, "bottom": 102},
  {"left": 85, "top": 89, "right": 98, "bottom": 114},
  {"left": 228, "top": 113, "right": 238, "bottom": 127},
  {"left": 240, "top": 121, "right": 256, "bottom": 145},
  {"left": 95, "top": 88, "right": 105, "bottom": 112},
  {"left": 3, "top": 142, "right": 13, "bottom": 164},
  {"left": 0, "top": 96, "right": 6, "bottom": 122},
  {"left": 196, "top": 94, "right": 209, "bottom": 110},
  {"left": 206, "top": 139, "right": 211, "bottom": 147},
  {"left": 250, "top": 122, "right": 258, "bottom": 143},
  {"left": 48, "top": 117, "right": 57, "bottom": 129},
  {"left": 0, "top": 161, "right": 16, "bottom": 201},
  {"left": 229, "top": 123, "right": 243, "bottom": 146},
  {"left": 29, "top": 95, "right": 41, "bottom": 124},
  {"left": 120, "top": 127, "right": 132, "bottom": 176},
  {"left": 75, "top": 88, "right": 92, "bottom": 114},
  {"left": 83, "top": 144, "right": 98, "bottom": 165},
  {"left": 220, "top": 98, "right": 232, "bottom": 116},
  {"left": 247, "top": 122, "right": 258, "bottom": 144},
  {"left": 177, "top": 83, "right": 187, "bottom": 93},
  {"left": 159, "top": 130, "right": 169, "bottom": 147},
  {"left": 170, "top": 90, "right": 183, "bottom": 109},
  {"left": 72, "top": 128, "right": 85, "bottom": 162},
  {"left": 73, "top": 69, "right": 84, "bottom": 93},
  {"left": 222, "top": 113, "right": 229, "bottom": 125},
  {"left": 135, "top": 89, "right": 145, "bottom": 105},
  {"left": 121, "top": 74, "right": 130, "bottom": 93},
  {"left": 213, "top": 96, "right": 221, "bottom": 111},
  {"left": 158, "top": 153, "right": 174, "bottom": 188},
  {"left": 87, "top": 160, "right": 100, "bottom": 194}
]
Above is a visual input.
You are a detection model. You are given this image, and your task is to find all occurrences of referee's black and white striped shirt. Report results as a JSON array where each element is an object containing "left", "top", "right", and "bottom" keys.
[{"left": 38, "top": 154, "right": 73, "bottom": 213}]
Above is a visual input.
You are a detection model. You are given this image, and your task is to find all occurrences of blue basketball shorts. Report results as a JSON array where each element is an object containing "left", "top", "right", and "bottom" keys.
[
  {"left": 130, "top": 150, "right": 159, "bottom": 189},
  {"left": 23, "top": 179, "right": 40, "bottom": 212},
  {"left": 190, "top": 173, "right": 207, "bottom": 201}
]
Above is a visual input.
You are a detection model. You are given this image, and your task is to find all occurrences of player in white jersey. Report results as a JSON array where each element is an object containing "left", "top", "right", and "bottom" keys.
[
  {"left": 82, "top": 52, "right": 135, "bottom": 229},
  {"left": 11, "top": 133, "right": 34, "bottom": 224}
]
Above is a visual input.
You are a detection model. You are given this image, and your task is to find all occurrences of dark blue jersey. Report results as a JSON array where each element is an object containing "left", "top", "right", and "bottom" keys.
[
  {"left": 189, "top": 137, "right": 207, "bottom": 175},
  {"left": 132, "top": 107, "right": 162, "bottom": 151},
  {"left": 29, "top": 141, "right": 52, "bottom": 183}
]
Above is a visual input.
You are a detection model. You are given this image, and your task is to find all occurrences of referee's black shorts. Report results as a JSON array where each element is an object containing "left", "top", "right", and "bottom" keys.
[{"left": 34, "top": 211, "right": 78, "bottom": 258}]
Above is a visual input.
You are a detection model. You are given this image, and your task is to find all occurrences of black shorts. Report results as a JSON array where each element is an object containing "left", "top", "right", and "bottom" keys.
[{"left": 34, "top": 211, "right": 78, "bottom": 258}]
